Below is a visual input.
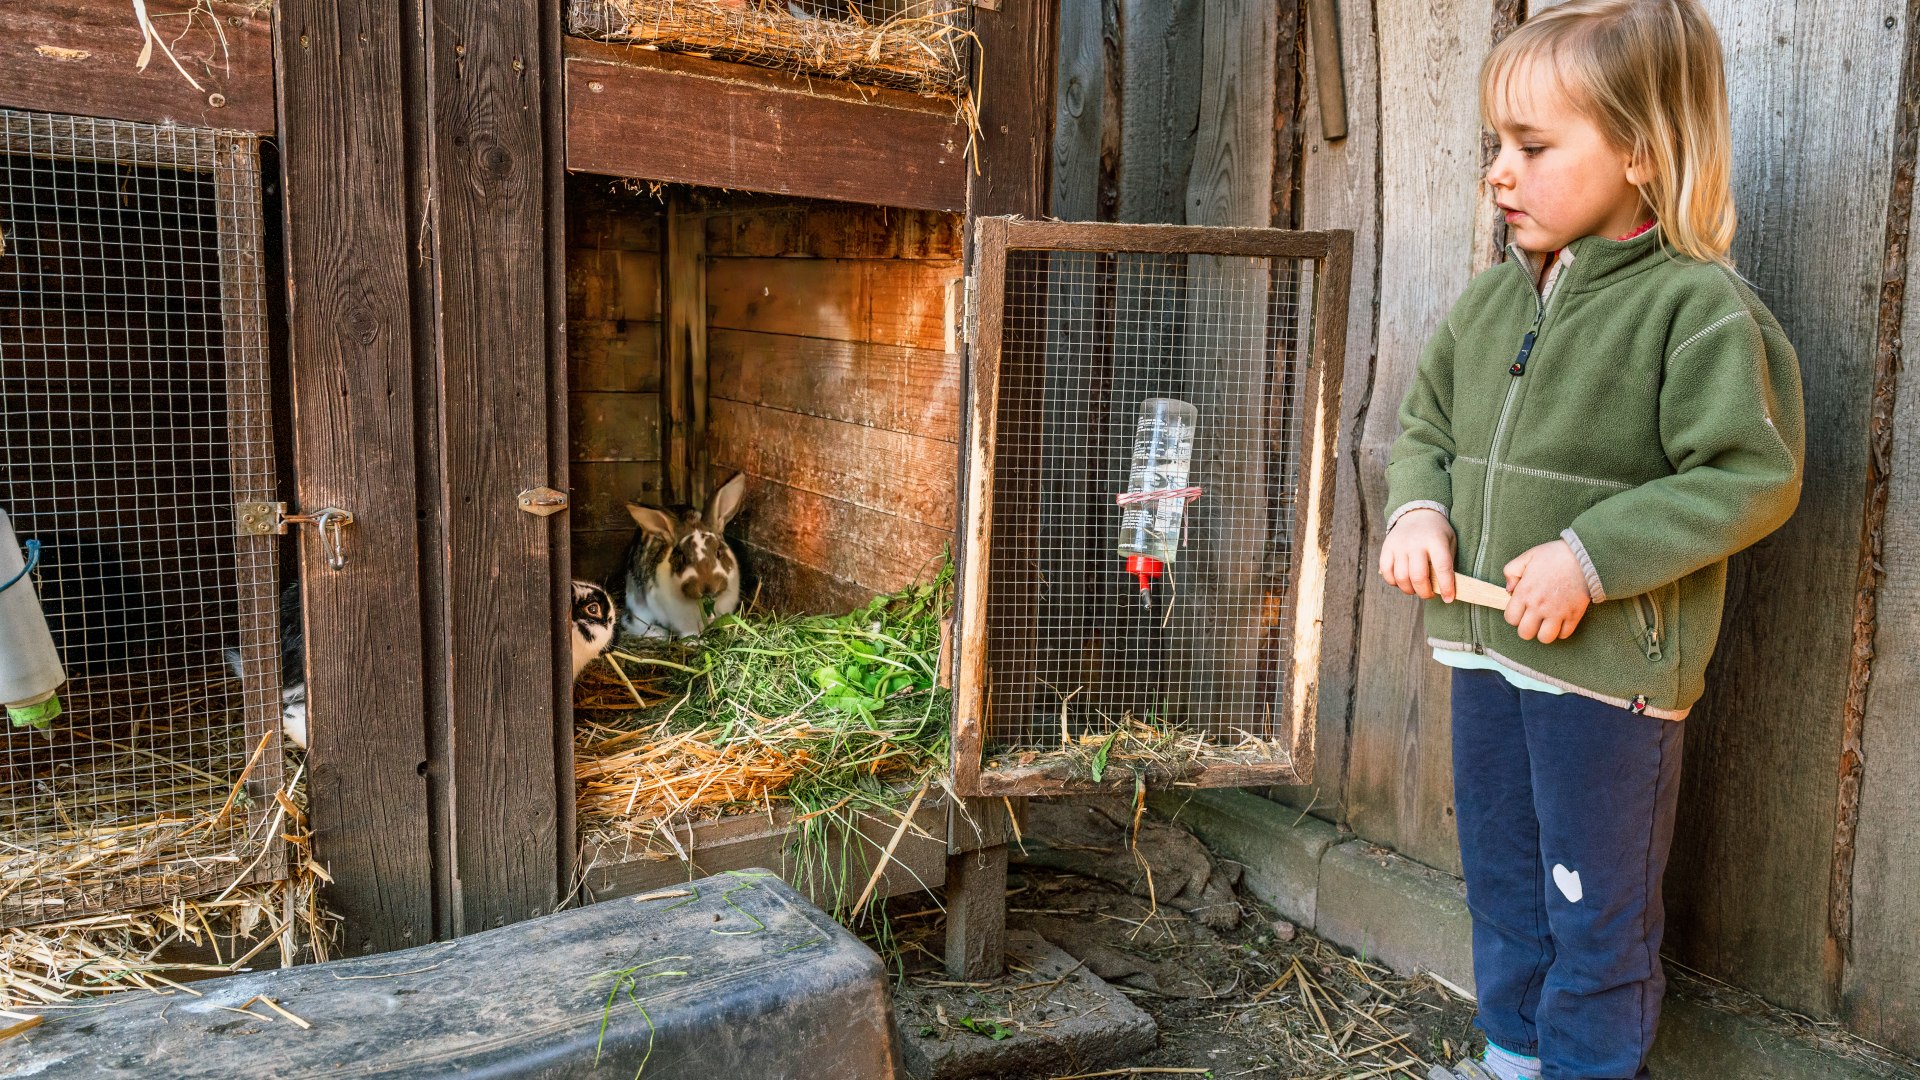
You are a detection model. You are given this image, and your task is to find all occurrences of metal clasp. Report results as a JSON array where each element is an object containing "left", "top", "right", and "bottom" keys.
[
  {"left": 235, "top": 502, "right": 355, "bottom": 570},
  {"left": 286, "top": 507, "right": 354, "bottom": 570}
]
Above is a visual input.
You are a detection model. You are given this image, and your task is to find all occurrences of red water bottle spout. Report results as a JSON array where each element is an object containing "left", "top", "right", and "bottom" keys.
[{"left": 1126, "top": 554, "right": 1164, "bottom": 607}]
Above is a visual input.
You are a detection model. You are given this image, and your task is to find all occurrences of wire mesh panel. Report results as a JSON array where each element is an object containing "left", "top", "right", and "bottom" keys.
[
  {"left": 0, "top": 109, "right": 282, "bottom": 925},
  {"left": 954, "top": 219, "right": 1351, "bottom": 796}
]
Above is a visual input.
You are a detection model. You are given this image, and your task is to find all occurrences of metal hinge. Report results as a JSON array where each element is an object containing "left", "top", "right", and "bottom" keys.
[
  {"left": 957, "top": 274, "right": 975, "bottom": 346},
  {"left": 235, "top": 502, "right": 355, "bottom": 570}
]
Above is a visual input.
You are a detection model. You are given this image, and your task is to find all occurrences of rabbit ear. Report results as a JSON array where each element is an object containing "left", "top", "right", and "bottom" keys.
[
  {"left": 704, "top": 473, "right": 747, "bottom": 531},
  {"left": 627, "top": 503, "right": 678, "bottom": 543}
]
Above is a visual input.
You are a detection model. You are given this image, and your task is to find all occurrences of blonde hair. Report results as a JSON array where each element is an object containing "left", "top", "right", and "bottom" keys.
[{"left": 1481, "top": 0, "right": 1735, "bottom": 266}]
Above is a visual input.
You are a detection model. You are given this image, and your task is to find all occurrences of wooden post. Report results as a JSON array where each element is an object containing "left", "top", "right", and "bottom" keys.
[
  {"left": 421, "top": 0, "right": 563, "bottom": 934},
  {"left": 273, "top": 0, "right": 435, "bottom": 954},
  {"left": 948, "top": 0, "right": 1059, "bottom": 981},
  {"left": 665, "top": 196, "right": 709, "bottom": 506}
]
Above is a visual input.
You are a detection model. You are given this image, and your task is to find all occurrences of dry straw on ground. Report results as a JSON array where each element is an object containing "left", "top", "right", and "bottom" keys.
[
  {"left": 571, "top": 0, "right": 974, "bottom": 97},
  {"left": 0, "top": 672, "right": 336, "bottom": 1012}
]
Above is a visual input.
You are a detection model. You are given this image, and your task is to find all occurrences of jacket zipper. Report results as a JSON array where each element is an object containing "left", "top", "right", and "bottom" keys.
[
  {"left": 1470, "top": 245, "right": 1565, "bottom": 652},
  {"left": 1632, "top": 592, "right": 1664, "bottom": 662}
]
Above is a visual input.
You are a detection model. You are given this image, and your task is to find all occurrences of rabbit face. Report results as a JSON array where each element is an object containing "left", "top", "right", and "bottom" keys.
[
  {"left": 619, "top": 474, "right": 747, "bottom": 638},
  {"left": 570, "top": 579, "right": 617, "bottom": 678}
]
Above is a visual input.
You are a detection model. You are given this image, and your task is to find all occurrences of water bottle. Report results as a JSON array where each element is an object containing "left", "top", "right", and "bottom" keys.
[
  {"left": 1116, "top": 398, "right": 1199, "bottom": 605},
  {"left": 0, "top": 509, "right": 66, "bottom": 729}
]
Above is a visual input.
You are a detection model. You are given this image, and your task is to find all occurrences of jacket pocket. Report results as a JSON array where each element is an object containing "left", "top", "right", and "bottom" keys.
[{"left": 1626, "top": 588, "right": 1666, "bottom": 663}]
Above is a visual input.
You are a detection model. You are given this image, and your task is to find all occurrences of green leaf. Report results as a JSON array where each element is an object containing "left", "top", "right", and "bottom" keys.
[
  {"left": 957, "top": 1016, "right": 1011, "bottom": 1041},
  {"left": 1089, "top": 730, "right": 1121, "bottom": 784}
]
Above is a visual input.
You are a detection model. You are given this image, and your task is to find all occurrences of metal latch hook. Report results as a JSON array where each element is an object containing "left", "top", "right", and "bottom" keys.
[{"left": 285, "top": 507, "right": 355, "bottom": 571}]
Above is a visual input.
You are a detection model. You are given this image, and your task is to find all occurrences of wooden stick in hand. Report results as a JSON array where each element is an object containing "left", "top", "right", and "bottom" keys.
[{"left": 1450, "top": 574, "right": 1513, "bottom": 610}]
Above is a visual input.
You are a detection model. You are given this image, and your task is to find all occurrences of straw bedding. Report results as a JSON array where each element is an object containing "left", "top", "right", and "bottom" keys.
[{"left": 569, "top": 0, "right": 972, "bottom": 97}]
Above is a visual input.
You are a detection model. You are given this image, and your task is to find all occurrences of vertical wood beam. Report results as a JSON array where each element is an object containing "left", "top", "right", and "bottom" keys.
[
  {"left": 665, "top": 197, "right": 709, "bottom": 506},
  {"left": 273, "top": 0, "right": 435, "bottom": 954},
  {"left": 951, "top": 0, "right": 1059, "bottom": 981},
  {"left": 423, "top": 0, "right": 561, "bottom": 934},
  {"left": 541, "top": 0, "right": 577, "bottom": 906}
]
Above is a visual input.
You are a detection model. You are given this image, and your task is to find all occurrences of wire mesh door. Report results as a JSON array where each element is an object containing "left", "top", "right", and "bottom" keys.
[
  {"left": 953, "top": 218, "right": 1351, "bottom": 796},
  {"left": 0, "top": 109, "right": 283, "bottom": 925}
]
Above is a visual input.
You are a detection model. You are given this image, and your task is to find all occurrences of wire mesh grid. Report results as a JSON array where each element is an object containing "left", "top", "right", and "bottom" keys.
[
  {"left": 984, "top": 248, "right": 1319, "bottom": 755},
  {"left": 0, "top": 109, "right": 282, "bottom": 925}
]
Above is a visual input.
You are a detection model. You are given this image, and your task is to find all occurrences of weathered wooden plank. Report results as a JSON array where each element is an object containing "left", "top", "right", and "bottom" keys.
[
  {"left": 570, "top": 321, "right": 662, "bottom": 394},
  {"left": 663, "top": 198, "right": 705, "bottom": 505},
  {"left": 1005, "top": 220, "right": 1337, "bottom": 257},
  {"left": 1661, "top": 0, "right": 1904, "bottom": 1017},
  {"left": 568, "top": 248, "right": 660, "bottom": 323},
  {"left": 569, "top": 462, "right": 667, "bottom": 532},
  {"left": 573, "top": 529, "right": 637, "bottom": 591},
  {"left": 567, "top": 176, "right": 662, "bottom": 251},
  {"left": 1120, "top": 0, "right": 1204, "bottom": 224},
  {"left": 735, "top": 540, "right": 878, "bottom": 615},
  {"left": 580, "top": 794, "right": 968, "bottom": 912},
  {"left": 710, "top": 400, "right": 958, "bottom": 530},
  {"left": 1268, "top": 0, "right": 1382, "bottom": 818},
  {"left": 564, "top": 44, "right": 968, "bottom": 212},
  {"left": 542, "top": 0, "right": 573, "bottom": 900},
  {"left": 1051, "top": 0, "right": 1110, "bottom": 221},
  {"left": 1171, "top": 0, "right": 1278, "bottom": 733},
  {"left": 427, "top": 0, "right": 560, "bottom": 933},
  {"left": 709, "top": 330, "right": 961, "bottom": 441},
  {"left": 0, "top": 0, "right": 275, "bottom": 134},
  {"left": 1339, "top": 0, "right": 1493, "bottom": 876},
  {"left": 706, "top": 257, "right": 958, "bottom": 350},
  {"left": 705, "top": 203, "right": 962, "bottom": 260},
  {"left": 971, "top": 754, "right": 1296, "bottom": 797},
  {"left": 957, "top": 0, "right": 1056, "bottom": 980},
  {"left": 725, "top": 477, "right": 953, "bottom": 599},
  {"left": 274, "top": 0, "right": 435, "bottom": 954},
  {"left": 1847, "top": 68, "right": 1920, "bottom": 1042},
  {"left": 569, "top": 392, "right": 664, "bottom": 462}
]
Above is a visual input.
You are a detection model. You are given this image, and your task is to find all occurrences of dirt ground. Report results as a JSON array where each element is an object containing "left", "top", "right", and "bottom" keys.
[{"left": 888, "top": 799, "right": 1482, "bottom": 1079}]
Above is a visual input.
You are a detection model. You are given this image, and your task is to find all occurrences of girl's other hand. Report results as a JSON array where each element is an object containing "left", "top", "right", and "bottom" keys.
[
  {"left": 1502, "top": 540, "right": 1592, "bottom": 643},
  {"left": 1380, "top": 508, "right": 1457, "bottom": 602}
]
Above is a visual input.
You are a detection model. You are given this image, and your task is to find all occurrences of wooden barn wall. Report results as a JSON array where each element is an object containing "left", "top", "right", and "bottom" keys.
[
  {"left": 1844, "top": 2, "right": 1920, "bottom": 1050},
  {"left": 704, "top": 201, "right": 964, "bottom": 612},
  {"left": 565, "top": 180, "right": 665, "bottom": 588},
  {"left": 1051, "top": 0, "right": 1920, "bottom": 1038}
]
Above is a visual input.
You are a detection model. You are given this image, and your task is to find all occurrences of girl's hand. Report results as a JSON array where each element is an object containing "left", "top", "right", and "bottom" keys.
[
  {"left": 1502, "top": 540, "right": 1591, "bottom": 643},
  {"left": 1380, "top": 508, "right": 1457, "bottom": 602}
]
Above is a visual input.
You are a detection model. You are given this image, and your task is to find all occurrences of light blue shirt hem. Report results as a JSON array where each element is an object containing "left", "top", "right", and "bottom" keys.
[{"left": 1432, "top": 647, "right": 1567, "bottom": 696}]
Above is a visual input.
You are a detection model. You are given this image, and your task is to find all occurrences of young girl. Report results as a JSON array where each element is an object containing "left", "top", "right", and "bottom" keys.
[{"left": 1379, "top": 2, "right": 1804, "bottom": 1078}]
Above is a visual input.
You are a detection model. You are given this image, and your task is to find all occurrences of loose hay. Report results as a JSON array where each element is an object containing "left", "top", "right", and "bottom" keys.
[
  {"left": 570, "top": 0, "right": 974, "bottom": 97},
  {"left": 573, "top": 565, "right": 953, "bottom": 864},
  {"left": 0, "top": 745, "right": 337, "bottom": 1010},
  {"left": 1, "top": 669, "right": 286, "bottom": 925}
]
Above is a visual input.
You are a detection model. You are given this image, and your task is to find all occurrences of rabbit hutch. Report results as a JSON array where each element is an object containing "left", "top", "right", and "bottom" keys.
[{"left": 0, "top": 0, "right": 1349, "bottom": 996}]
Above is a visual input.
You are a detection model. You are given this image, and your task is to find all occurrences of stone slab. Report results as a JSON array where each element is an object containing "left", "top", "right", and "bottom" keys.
[{"left": 896, "top": 930, "right": 1158, "bottom": 1080}]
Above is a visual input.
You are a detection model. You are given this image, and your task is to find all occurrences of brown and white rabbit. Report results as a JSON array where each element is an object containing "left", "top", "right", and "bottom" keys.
[
  {"left": 618, "top": 474, "right": 746, "bottom": 639},
  {"left": 571, "top": 580, "right": 617, "bottom": 678}
]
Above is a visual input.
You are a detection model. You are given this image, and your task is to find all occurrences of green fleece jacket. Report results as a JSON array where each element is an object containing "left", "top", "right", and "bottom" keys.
[{"left": 1384, "top": 227, "right": 1805, "bottom": 719}]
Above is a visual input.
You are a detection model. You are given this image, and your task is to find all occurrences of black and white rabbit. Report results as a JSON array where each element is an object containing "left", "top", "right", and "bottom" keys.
[
  {"left": 618, "top": 473, "right": 746, "bottom": 639},
  {"left": 225, "top": 578, "right": 306, "bottom": 750},
  {"left": 571, "top": 579, "right": 617, "bottom": 677}
]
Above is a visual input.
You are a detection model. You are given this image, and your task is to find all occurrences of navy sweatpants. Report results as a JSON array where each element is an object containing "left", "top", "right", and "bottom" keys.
[{"left": 1450, "top": 668, "right": 1686, "bottom": 1080}]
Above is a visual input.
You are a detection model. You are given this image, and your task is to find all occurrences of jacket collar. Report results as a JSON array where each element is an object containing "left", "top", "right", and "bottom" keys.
[{"left": 1507, "top": 224, "right": 1676, "bottom": 298}]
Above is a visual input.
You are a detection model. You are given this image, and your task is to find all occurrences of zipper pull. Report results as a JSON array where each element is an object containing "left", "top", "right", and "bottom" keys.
[
  {"left": 1509, "top": 330, "right": 1537, "bottom": 377},
  {"left": 1631, "top": 695, "right": 1649, "bottom": 715}
]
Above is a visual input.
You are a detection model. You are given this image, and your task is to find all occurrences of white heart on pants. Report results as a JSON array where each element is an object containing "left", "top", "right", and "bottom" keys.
[{"left": 1552, "top": 863, "right": 1584, "bottom": 903}]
